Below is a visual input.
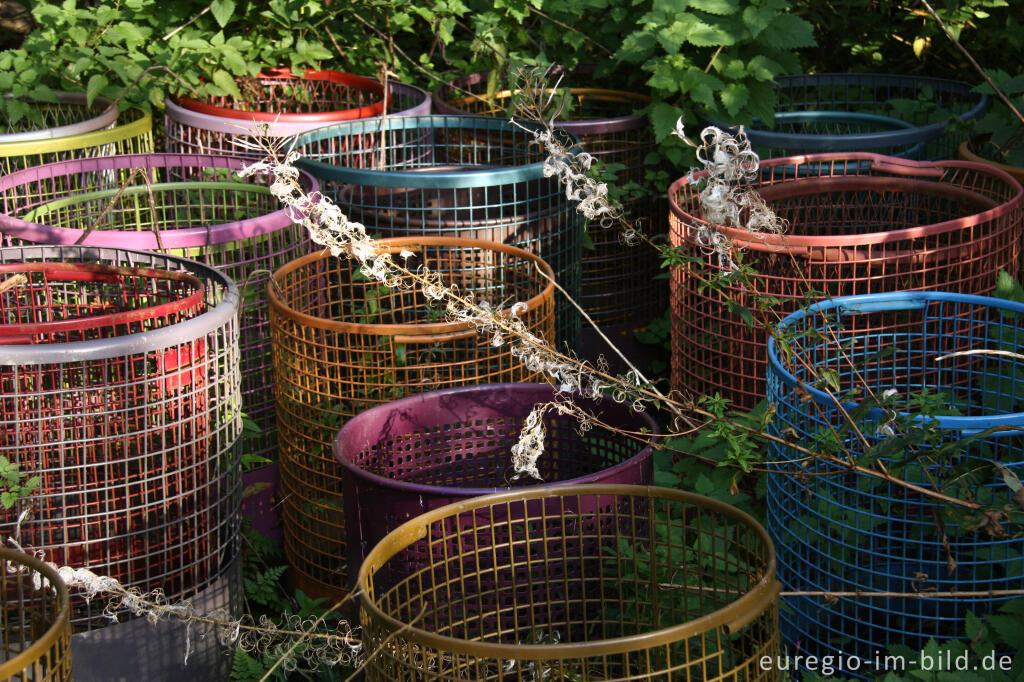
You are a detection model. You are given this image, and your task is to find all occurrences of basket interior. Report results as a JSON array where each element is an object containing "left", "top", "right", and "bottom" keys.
[
  {"left": 1, "top": 98, "right": 106, "bottom": 136},
  {"left": 0, "top": 561, "right": 62, "bottom": 663},
  {"left": 197, "top": 74, "right": 382, "bottom": 114}
]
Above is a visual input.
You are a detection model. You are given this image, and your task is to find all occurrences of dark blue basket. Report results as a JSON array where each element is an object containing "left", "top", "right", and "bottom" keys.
[
  {"left": 290, "top": 114, "right": 582, "bottom": 349},
  {"left": 766, "top": 291, "right": 1024, "bottom": 677},
  {"left": 702, "top": 73, "right": 987, "bottom": 159}
]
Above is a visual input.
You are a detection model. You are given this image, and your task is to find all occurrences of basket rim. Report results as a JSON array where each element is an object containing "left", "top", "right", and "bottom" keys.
[
  {"left": 268, "top": 235, "right": 556, "bottom": 336},
  {"left": 959, "top": 136, "right": 1024, "bottom": 183},
  {"left": 0, "top": 153, "right": 318, "bottom": 248},
  {"left": 175, "top": 67, "right": 386, "bottom": 123},
  {"left": 766, "top": 290, "right": 1024, "bottom": 431},
  {"left": 291, "top": 114, "right": 578, "bottom": 189},
  {"left": 0, "top": 91, "right": 119, "bottom": 143},
  {"left": 668, "top": 152, "right": 1024, "bottom": 250},
  {"left": 356, "top": 482, "right": 779, "bottom": 660},
  {"left": 0, "top": 245, "right": 239, "bottom": 364},
  {"left": 0, "top": 547, "right": 71, "bottom": 680},
  {"left": 333, "top": 383, "right": 659, "bottom": 496},
  {"left": 431, "top": 68, "right": 650, "bottom": 135},
  {"left": 0, "top": 107, "right": 152, "bottom": 157}
]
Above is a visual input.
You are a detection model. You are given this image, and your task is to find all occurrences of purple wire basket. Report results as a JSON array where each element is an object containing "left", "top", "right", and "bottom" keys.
[
  {"left": 164, "top": 81, "right": 431, "bottom": 159},
  {"left": 0, "top": 153, "right": 318, "bottom": 462},
  {"left": 334, "top": 383, "right": 657, "bottom": 587}
]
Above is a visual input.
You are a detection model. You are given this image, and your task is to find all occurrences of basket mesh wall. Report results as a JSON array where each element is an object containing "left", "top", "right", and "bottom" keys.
[
  {"left": 0, "top": 153, "right": 315, "bottom": 461},
  {"left": 358, "top": 484, "right": 780, "bottom": 681},
  {"left": 0, "top": 548, "right": 72, "bottom": 682},
  {"left": 766, "top": 292, "right": 1024, "bottom": 677},
  {"left": 700, "top": 73, "right": 987, "bottom": 159},
  {"left": 0, "top": 245, "right": 241, "bottom": 631},
  {"left": 434, "top": 70, "right": 664, "bottom": 329},
  {"left": 1, "top": 92, "right": 117, "bottom": 142},
  {"left": 292, "top": 114, "right": 581, "bottom": 348},
  {"left": 0, "top": 109, "right": 154, "bottom": 175},
  {"left": 269, "top": 238, "right": 555, "bottom": 597},
  {"left": 669, "top": 153, "right": 1023, "bottom": 410}
]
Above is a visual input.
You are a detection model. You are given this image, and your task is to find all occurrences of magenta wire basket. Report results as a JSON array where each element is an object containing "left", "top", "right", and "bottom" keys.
[
  {"left": 0, "top": 153, "right": 318, "bottom": 461},
  {"left": 164, "top": 80, "right": 431, "bottom": 159},
  {"left": 334, "top": 382, "right": 657, "bottom": 588}
]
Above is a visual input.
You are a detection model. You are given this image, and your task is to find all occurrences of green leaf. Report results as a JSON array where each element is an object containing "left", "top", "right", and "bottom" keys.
[
  {"left": 741, "top": 6, "right": 775, "bottom": 36},
  {"left": 686, "top": 19, "right": 737, "bottom": 47},
  {"left": 211, "top": 69, "right": 243, "bottom": 101},
  {"left": 994, "top": 269, "right": 1024, "bottom": 304},
  {"left": 647, "top": 101, "right": 684, "bottom": 142},
  {"left": 86, "top": 75, "right": 109, "bottom": 107},
  {"left": 719, "top": 82, "right": 749, "bottom": 117},
  {"left": 688, "top": 0, "right": 738, "bottom": 14},
  {"left": 817, "top": 368, "right": 842, "bottom": 393},
  {"left": 759, "top": 13, "right": 816, "bottom": 49},
  {"left": 210, "top": 0, "right": 236, "bottom": 28},
  {"left": 746, "top": 55, "right": 783, "bottom": 82}
]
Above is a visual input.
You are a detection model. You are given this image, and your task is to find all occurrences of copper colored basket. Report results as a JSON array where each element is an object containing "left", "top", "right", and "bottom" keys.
[
  {"left": 357, "top": 484, "right": 781, "bottom": 681},
  {"left": 0, "top": 547, "right": 72, "bottom": 682},
  {"left": 268, "top": 236, "right": 555, "bottom": 598},
  {"left": 669, "top": 153, "right": 1024, "bottom": 409}
]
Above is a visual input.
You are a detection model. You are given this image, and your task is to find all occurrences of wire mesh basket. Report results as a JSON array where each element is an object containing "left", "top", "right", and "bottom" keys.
[
  {"left": 765, "top": 291, "right": 1024, "bottom": 676},
  {"left": 0, "top": 153, "right": 317, "bottom": 461},
  {"left": 269, "top": 237, "right": 556, "bottom": 598},
  {"left": 0, "top": 108, "right": 153, "bottom": 175},
  {"left": 699, "top": 73, "right": 987, "bottom": 159},
  {"left": 164, "top": 73, "right": 430, "bottom": 159},
  {"left": 334, "top": 382, "right": 657, "bottom": 584},
  {"left": 669, "top": 153, "right": 1024, "bottom": 410},
  {"left": 0, "top": 547, "right": 72, "bottom": 682},
  {"left": 357, "top": 483, "right": 781, "bottom": 681},
  {"left": 1, "top": 91, "right": 117, "bottom": 142},
  {"left": 433, "top": 66, "right": 665, "bottom": 338},
  {"left": 291, "top": 114, "right": 581, "bottom": 348},
  {"left": 959, "top": 136, "right": 1024, "bottom": 184},
  {"left": 0, "top": 245, "right": 241, "bottom": 630}
]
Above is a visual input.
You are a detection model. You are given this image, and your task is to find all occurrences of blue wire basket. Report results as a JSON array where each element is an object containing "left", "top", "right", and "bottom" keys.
[
  {"left": 765, "top": 291, "right": 1024, "bottom": 677},
  {"left": 701, "top": 73, "right": 987, "bottom": 159},
  {"left": 291, "top": 114, "right": 582, "bottom": 349}
]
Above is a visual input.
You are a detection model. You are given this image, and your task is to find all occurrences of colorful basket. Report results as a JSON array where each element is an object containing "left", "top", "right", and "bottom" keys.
[{"left": 1, "top": 91, "right": 117, "bottom": 142}]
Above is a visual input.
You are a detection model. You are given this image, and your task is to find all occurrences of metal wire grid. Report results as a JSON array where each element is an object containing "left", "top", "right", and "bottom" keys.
[
  {"left": 163, "top": 81, "right": 431, "bottom": 160},
  {"left": 765, "top": 292, "right": 1024, "bottom": 676},
  {"left": 0, "top": 548, "right": 72, "bottom": 682},
  {"left": 334, "top": 383, "right": 657, "bottom": 584},
  {"left": 434, "top": 69, "right": 665, "bottom": 328},
  {"left": 0, "top": 92, "right": 118, "bottom": 142},
  {"left": 700, "top": 73, "right": 988, "bottom": 159},
  {"left": 0, "top": 245, "right": 241, "bottom": 630},
  {"left": 0, "top": 109, "right": 154, "bottom": 175},
  {"left": 669, "top": 153, "right": 1024, "bottom": 411},
  {"left": 0, "top": 153, "right": 316, "bottom": 461},
  {"left": 292, "top": 114, "right": 582, "bottom": 349},
  {"left": 268, "top": 237, "right": 556, "bottom": 598},
  {"left": 357, "top": 484, "right": 780, "bottom": 681}
]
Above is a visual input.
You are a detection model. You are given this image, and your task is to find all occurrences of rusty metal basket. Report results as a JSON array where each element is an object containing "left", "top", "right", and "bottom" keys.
[
  {"left": 669, "top": 153, "right": 1024, "bottom": 409},
  {"left": 269, "top": 236, "right": 556, "bottom": 598},
  {"left": 357, "top": 483, "right": 781, "bottom": 681},
  {"left": 0, "top": 245, "right": 241, "bottom": 631},
  {"left": 433, "top": 66, "right": 665, "bottom": 334},
  {"left": 0, "top": 547, "right": 72, "bottom": 682}
]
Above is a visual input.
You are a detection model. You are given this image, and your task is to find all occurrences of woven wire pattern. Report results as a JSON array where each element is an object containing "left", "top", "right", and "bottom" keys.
[
  {"left": 0, "top": 92, "right": 116, "bottom": 140},
  {"left": 700, "top": 73, "right": 987, "bottom": 159},
  {"left": 358, "top": 484, "right": 779, "bottom": 681},
  {"left": 765, "top": 292, "right": 1024, "bottom": 676},
  {"left": 669, "top": 153, "right": 1024, "bottom": 410},
  {"left": 0, "top": 245, "right": 241, "bottom": 630},
  {"left": 0, "top": 109, "right": 154, "bottom": 175},
  {"left": 435, "top": 71, "right": 665, "bottom": 328},
  {"left": 292, "top": 115, "right": 581, "bottom": 349},
  {"left": 269, "top": 238, "right": 555, "bottom": 597},
  {"left": 0, "top": 153, "right": 314, "bottom": 461},
  {"left": 335, "top": 383, "right": 656, "bottom": 578},
  {"left": 0, "top": 548, "right": 72, "bottom": 682}
]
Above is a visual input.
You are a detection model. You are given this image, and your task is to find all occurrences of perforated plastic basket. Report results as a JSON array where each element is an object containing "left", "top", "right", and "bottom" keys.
[
  {"left": 291, "top": 114, "right": 581, "bottom": 348},
  {"left": 0, "top": 245, "right": 241, "bottom": 631},
  {"left": 700, "top": 73, "right": 987, "bottom": 159},
  {"left": 669, "top": 153, "right": 1024, "bottom": 410},
  {"left": 766, "top": 291, "right": 1024, "bottom": 677},
  {"left": 0, "top": 153, "right": 317, "bottom": 461},
  {"left": 269, "top": 237, "right": 556, "bottom": 598},
  {"left": 0, "top": 91, "right": 117, "bottom": 142},
  {"left": 358, "top": 483, "right": 781, "bottom": 681}
]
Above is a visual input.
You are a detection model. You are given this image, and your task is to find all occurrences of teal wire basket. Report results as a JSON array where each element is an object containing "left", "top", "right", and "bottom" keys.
[{"left": 291, "top": 114, "right": 582, "bottom": 349}]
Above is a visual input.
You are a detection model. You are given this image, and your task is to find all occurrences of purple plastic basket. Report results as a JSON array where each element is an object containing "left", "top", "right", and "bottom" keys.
[
  {"left": 334, "top": 382, "right": 657, "bottom": 586},
  {"left": 164, "top": 81, "right": 431, "bottom": 159},
  {"left": 0, "top": 153, "right": 318, "bottom": 462}
]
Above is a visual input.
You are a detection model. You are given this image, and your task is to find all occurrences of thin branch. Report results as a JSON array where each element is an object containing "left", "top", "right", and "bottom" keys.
[
  {"left": 526, "top": 6, "right": 613, "bottom": 55},
  {"left": 935, "top": 349, "right": 1024, "bottom": 362},
  {"left": 162, "top": 5, "right": 211, "bottom": 41},
  {"left": 0, "top": 274, "right": 27, "bottom": 295}
]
